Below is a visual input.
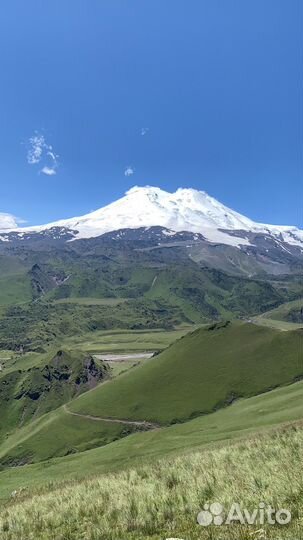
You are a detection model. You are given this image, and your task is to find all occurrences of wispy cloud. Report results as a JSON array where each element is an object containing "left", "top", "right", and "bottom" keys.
[
  {"left": 141, "top": 127, "right": 149, "bottom": 136},
  {"left": 124, "top": 166, "right": 135, "bottom": 177},
  {"left": 0, "top": 213, "right": 23, "bottom": 230},
  {"left": 40, "top": 166, "right": 57, "bottom": 176},
  {"left": 27, "top": 134, "right": 45, "bottom": 164},
  {"left": 27, "top": 132, "right": 59, "bottom": 175}
]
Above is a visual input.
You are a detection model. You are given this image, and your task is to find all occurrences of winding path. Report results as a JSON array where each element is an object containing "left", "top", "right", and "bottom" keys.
[{"left": 63, "top": 404, "right": 158, "bottom": 430}]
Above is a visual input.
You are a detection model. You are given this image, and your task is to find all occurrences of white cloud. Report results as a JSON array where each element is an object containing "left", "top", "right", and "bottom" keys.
[
  {"left": 141, "top": 127, "right": 149, "bottom": 136},
  {"left": 27, "top": 132, "right": 59, "bottom": 175},
  {"left": 0, "top": 213, "right": 21, "bottom": 230},
  {"left": 40, "top": 166, "right": 57, "bottom": 176},
  {"left": 27, "top": 134, "right": 45, "bottom": 164},
  {"left": 124, "top": 166, "right": 135, "bottom": 177}
]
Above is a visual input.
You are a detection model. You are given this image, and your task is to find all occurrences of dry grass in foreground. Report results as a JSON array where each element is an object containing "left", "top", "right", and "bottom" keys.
[{"left": 0, "top": 424, "right": 302, "bottom": 540}]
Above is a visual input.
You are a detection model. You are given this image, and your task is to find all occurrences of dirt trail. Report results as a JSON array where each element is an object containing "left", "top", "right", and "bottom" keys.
[{"left": 63, "top": 404, "right": 158, "bottom": 430}]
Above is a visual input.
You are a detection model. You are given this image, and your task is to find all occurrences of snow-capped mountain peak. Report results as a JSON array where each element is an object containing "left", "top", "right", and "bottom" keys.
[{"left": 1, "top": 185, "right": 303, "bottom": 249}]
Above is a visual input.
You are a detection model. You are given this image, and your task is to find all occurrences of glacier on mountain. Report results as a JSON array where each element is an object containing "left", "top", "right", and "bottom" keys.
[{"left": 1, "top": 186, "right": 303, "bottom": 249}]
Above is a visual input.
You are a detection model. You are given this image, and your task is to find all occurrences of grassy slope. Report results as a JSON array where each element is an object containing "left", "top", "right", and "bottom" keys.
[
  {"left": 0, "top": 407, "right": 129, "bottom": 466},
  {"left": 0, "top": 275, "right": 32, "bottom": 306},
  {"left": 0, "top": 379, "right": 303, "bottom": 499},
  {"left": 254, "top": 298, "right": 303, "bottom": 329},
  {"left": 0, "top": 328, "right": 193, "bottom": 463},
  {"left": 1, "top": 321, "right": 302, "bottom": 466},
  {"left": 252, "top": 317, "right": 303, "bottom": 331},
  {"left": 54, "top": 297, "right": 130, "bottom": 305},
  {"left": 67, "top": 327, "right": 192, "bottom": 353},
  {"left": 69, "top": 321, "right": 303, "bottom": 424},
  {"left": 144, "top": 265, "right": 286, "bottom": 322},
  {"left": 1, "top": 426, "right": 302, "bottom": 540},
  {"left": 0, "top": 247, "right": 300, "bottom": 357},
  {"left": 0, "top": 349, "right": 109, "bottom": 443},
  {"left": 260, "top": 298, "right": 303, "bottom": 319},
  {"left": 0, "top": 299, "right": 186, "bottom": 352},
  {"left": 0, "top": 257, "right": 31, "bottom": 306},
  {"left": 0, "top": 328, "right": 190, "bottom": 376}
]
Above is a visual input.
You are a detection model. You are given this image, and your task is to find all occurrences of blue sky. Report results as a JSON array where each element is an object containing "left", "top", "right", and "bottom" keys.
[{"left": 0, "top": 0, "right": 302, "bottom": 227}]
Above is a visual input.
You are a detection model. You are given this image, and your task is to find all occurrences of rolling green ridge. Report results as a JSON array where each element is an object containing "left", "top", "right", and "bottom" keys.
[
  {"left": 1, "top": 321, "right": 302, "bottom": 467},
  {"left": 0, "top": 379, "right": 303, "bottom": 500},
  {"left": 69, "top": 321, "right": 303, "bottom": 424}
]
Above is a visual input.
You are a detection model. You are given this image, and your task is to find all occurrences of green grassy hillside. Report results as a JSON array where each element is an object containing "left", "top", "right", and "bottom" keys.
[
  {"left": 69, "top": 321, "right": 303, "bottom": 424},
  {"left": 145, "top": 266, "right": 286, "bottom": 320},
  {"left": 0, "top": 239, "right": 298, "bottom": 345},
  {"left": 0, "top": 274, "right": 32, "bottom": 306},
  {"left": 257, "top": 298, "right": 303, "bottom": 323},
  {"left": 1, "top": 425, "right": 302, "bottom": 540},
  {"left": 0, "top": 406, "right": 132, "bottom": 467},
  {"left": 0, "top": 299, "right": 184, "bottom": 352},
  {"left": 0, "top": 349, "right": 109, "bottom": 442},
  {"left": 0, "top": 379, "right": 303, "bottom": 499},
  {"left": 1, "top": 322, "right": 302, "bottom": 467},
  {"left": 68, "top": 327, "right": 192, "bottom": 353}
]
